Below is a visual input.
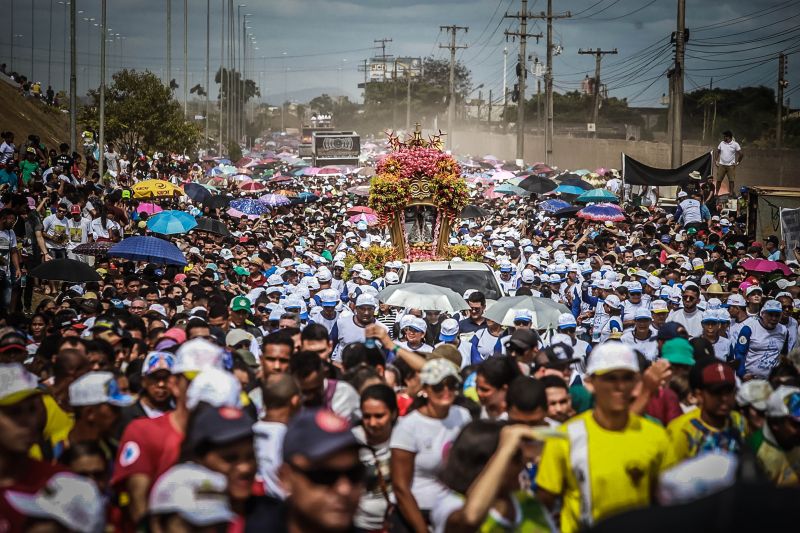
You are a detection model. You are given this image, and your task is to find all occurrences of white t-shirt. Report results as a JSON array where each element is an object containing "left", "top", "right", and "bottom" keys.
[
  {"left": 667, "top": 307, "right": 703, "bottom": 338},
  {"left": 389, "top": 406, "right": 472, "bottom": 511},
  {"left": 353, "top": 426, "right": 392, "bottom": 531},
  {"left": 65, "top": 217, "right": 92, "bottom": 250},
  {"left": 252, "top": 421, "right": 287, "bottom": 500},
  {"left": 717, "top": 140, "right": 741, "bottom": 166},
  {"left": 0, "top": 228, "right": 17, "bottom": 275},
  {"left": 42, "top": 214, "right": 69, "bottom": 250},
  {"left": 90, "top": 217, "right": 122, "bottom": 240}
]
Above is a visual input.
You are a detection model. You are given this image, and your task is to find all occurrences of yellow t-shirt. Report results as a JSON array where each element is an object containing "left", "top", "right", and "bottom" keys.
[
  {"left": 755, "top": 427, "right": 800, "bottom": 487},
  {"left": 535, "top": 410, "right": 676, "bottom": 533},
  {"left": 29, "top": 394, "right": 74, "bottom": 461},
  {"left": 666, "top": 409, "right": 745, "bottom": 463}
]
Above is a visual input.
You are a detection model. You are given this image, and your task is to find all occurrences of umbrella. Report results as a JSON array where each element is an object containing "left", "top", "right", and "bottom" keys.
[
  {"left": 146, "top": 210, "right": 198, "bottom": 235},
  {"left": 268, "top": 175, "right": 293, "bottom": 183},
  {"left": 30, "top": 258, "right": 102, "bottom": 282},
  {"left": 539, "top": 199, "right": 572, "bottom": 213},
  {"left": 460, "top": 204, "right": 490, "bottom": 219},
  {"left": 739, "top": 259, "right": 792, "bottom": 276},
  {"left": 348, "top": 213, "right": 379, "bottom": 225},
  {"left": 573, "top": 169, "right": 591, "bottom": 176},
  {"left": 136, "top": 203, "right": 162, "bottom": 215},
  {"left": 240, "top": 181, "right": 266, "bottom": 192},
  {"left": 230, "top": 198, "right": 271, "bottom": 215},
  {"left": 194, "top": 216, "right": 232, "bottom": 237},
  {"left": 109, "top": 236, "right": 188, "bottom": 266},
  {"left": 357, "top": 167, "right": 376, "bottom": 177},
  {"left": 577, "top": 203, "right": 626, "bottom": 222},
  {"left": 554, "top": 184, "right": 587, "bottom": 197},
  {"left": 226, "top": 208, "right": 260, "bottom": 220},
  {"left": 554, "top": 206, "right": 582, "bottom": 218},
  {"left": 72, "top": 241, "right": 114, "bottom": 257},
  {"left": 302, "top": 167, "right": 320, "bottom": 176},
  {"left": 584, "top": 172, "right": 608, "bottom": 188},
  {"left": 204, "top": 195, "right": 232, "bottom": 209},
  {"left": 258, "top": 193, "right": 291, "bottom": 207},
  {"left": 576, "top": 188, "right": 619, "bottom": 204},
  {"left": 317, "top": 166, "right": 344, "bottom": 176},
  {"left": 347, "top": 206, "right": 376, "bottom": 216},
  {"left": 484, "top": 296, "right": 569, "bottom": 329},
  {"left": 494, "top": 183, "right": 531, "bottom": 196},
  {"left": 483, "top": 186, "right": 504, "bottom": 199},
  {"left": 131, "top": 179, "right": 182, "bottom": 199},
  {"left": 491, "top": 170, "right": 516, "bottom": 182},
  {"left": 558, "top": 177, "right": 593, "bottom": 190},
  {"left": 289, "top": 192, "right": 319, "bottom": 204},
  {"left": 518, "top": 175, "right": 557, "bottom": 194},
  {"left": 378, "top": 283, "right": 470, "bottom": 314},
  {"left": 347, "top": 185, "right": 370, "bottom": 196},
  {"left": 183, "top": 183, "right": 212, "bottom": 204}
]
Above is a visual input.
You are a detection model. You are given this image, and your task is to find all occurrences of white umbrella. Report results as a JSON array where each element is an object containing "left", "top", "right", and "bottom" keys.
[
  {"left": 484, "top": 296, "right": 569, "bottom": 329},
  {"left": 378, "top": 283, "right": 470, "bottom": 314}
]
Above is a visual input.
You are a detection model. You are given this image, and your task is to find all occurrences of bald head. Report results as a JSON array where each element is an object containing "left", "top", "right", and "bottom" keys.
[{"left": 264, "top": 373, "right": 300, "bottom": 409}]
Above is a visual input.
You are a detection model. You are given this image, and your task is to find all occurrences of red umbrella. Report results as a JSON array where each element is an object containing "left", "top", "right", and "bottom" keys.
[
  {"left": 347, "top": 206, "right": 376, "bottom": 216},
  {"left": 739, "top": 259, "right": 793, "bottom": 276},
  {"left": 240, "top": 181, "right": 266, "bottom": 192}
]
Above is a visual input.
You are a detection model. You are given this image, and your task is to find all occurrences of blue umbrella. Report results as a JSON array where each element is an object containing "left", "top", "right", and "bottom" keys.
[
  {"left": 290, "top": 191, "right": 319, "bottom": 204},
  {"left": 146, "top": 210, "right": 198, "bottom": 235},
  {"left": 576, "top": 188, "right": 619, "bottom": 204},
  {"left": 554, "top": 184, "right": 586, "bottom": 196},
  {"left": 109, "top": 236, "right": 188, "bottom": 266},
  {"left": 539, "top": 199, "right": 571, "bottom": 213},
  {"left": 183, "top": 183, "right": 212, "bottom": 203},
  {"left": 230, "top": 198, "right": 271, "bottom": 215},
  {"left": 258, "top": 194, "right": 291, "bottom": 207}
]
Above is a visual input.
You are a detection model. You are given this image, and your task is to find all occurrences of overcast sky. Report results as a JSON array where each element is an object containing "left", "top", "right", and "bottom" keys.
[{"left": 4, "top": 0, "right": 799, "bottom": 108}]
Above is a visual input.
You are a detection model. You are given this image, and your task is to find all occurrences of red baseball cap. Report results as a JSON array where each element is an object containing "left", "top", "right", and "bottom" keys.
[
  {"left": 699, "top": 362, "right": 735, "bottom": 390},
  {"left": 70, "top": 205, "right": 81, "bottom": 214}
]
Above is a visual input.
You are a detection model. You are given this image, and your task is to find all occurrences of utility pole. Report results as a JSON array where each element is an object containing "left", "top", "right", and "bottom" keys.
[
  {"left": 406, "top": 69, "right": 412, "bottom": 131},
  {"left": 48, "top": 0, "right": 53, "bottom": 88},
  {"left": 440, "top": 25, "right": 468, "bottom": 150},
  {"left": 777, "top": 52, "right": 788, "bottom": 148},
  {"left": 578, "top": 48, "right": 617, "bottom": 138},
  {"left": 669, "top": 0, "right": 686, "bottom": 167},
  {"left": 99, "top": 0, "right": 107, "bottom": 180},
  {"left": 183, "top": 0, "right": 188, "bottom": 119},
  {"left": 505, "top": 1, "right": 542, "bottom": 163},
  {"left": 488, "top": 89, "right": 493, "bottom": 127},
  {"left": 532, "top": 1, "right": 571, "bottom": 165},
  {"left": 205, "top": 0, "right": 210, "bottom": 148},
  {"left": 69, "top": 0, "right": 77, "bottom": 151},
  {"left": 503, "top": 47, "right": 508, "bottom": 121},
  {"left": 218, "top": 0, "right": 224, "bottom": 155},
  {"left": 374, "top": 38, "right": 393, "bottom": 82},
  {"left": 166, "top": 0, "right": 172, "bottom": 86}
]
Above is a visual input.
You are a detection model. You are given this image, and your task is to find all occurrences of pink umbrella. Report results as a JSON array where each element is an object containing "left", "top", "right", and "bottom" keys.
[
  {"left": 317, "top": 166, "right": 344, "bottom": 176},
  {"left": 226, "top": 207, "right": 260, "bottom": 220},
  {"left": 491, "top": 170, "right": 516, "bottom": 181},
  {"left": 302, "top": 167, "right": 320, "bottom": 176},
  {"left": 347, "top": 206, "right": 376, "bottom": 215},
  {"left": 739, "top": 259, "right": 793, "bottom": 276},
  {"left": 137, "top": 203, "right": 162, "bottom": 215},
  {"left": 484, "top": 186, "right": 504, "bottom": 199},
  {"left": 348, "top": 213, "right": 379, "bottom": 226}
]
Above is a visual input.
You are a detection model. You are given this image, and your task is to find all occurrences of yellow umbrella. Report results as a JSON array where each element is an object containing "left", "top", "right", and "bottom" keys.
[{"left": 132, "top": 179, "right": 183, "bottom": 199}]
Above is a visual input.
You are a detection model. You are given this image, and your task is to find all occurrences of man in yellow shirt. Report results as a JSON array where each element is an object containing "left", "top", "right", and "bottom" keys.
[
  {"left": 666, "top": 360, "right": 745, "bottom": 462},
  {"left": 753, "top": 385, "right": 800, "bottom": 486},
  {"left": 536, "top": 342, "right": 676, "bottom": 533}
]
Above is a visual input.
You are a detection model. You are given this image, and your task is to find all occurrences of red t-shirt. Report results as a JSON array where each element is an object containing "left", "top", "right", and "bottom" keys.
[
  {"left": 111, "top": 413, "right": 184, "bottom": 489},
  {"left": 0, "top": 458, "right": 67, "bottom": 533}
]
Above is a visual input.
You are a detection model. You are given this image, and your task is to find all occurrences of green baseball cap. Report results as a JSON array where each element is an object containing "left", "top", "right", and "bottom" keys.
[
  {"left": 234, "top": 266, "right": 249, "bottom": 276},
  {"left": 661, "top": 338, "right": 695, "bottom": 366},
  {"left": 230, "top": 295, "right": 252, "bottom": 313},
  {"left": 121, "top": 190, "right": 131, "bottom": 199}
]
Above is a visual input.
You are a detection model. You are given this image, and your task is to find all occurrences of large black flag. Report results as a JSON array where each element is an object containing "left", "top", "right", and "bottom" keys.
[{"left": 622, "top": 152, "right": 713, "bottom": 186}]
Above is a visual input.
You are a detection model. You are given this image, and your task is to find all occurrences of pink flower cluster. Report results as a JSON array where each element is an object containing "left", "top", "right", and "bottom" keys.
[{"left": 377, "top": 147, "right": 461, "bottom": 180}]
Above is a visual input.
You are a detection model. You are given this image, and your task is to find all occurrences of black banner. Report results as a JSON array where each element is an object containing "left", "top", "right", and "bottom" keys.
[{"left": 622, "top": 151, "right": 713, "bottom": 186}]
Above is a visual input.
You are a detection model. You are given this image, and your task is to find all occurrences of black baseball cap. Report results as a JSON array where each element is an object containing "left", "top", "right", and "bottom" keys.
[
  {"left": 535, "top": 342, "right": 580, "bottom": 369},
  {"left": 656, "top": 322, "right": 688, "bottom": 342},
  {"left": 185, "top": 405, "right": 254, "bottom": 452},
  {"left": 504, "top": 329, "right": 541, "bottom": 352},
  {"left": 282, "top": 408, "right": 359, "bottom": 463}
]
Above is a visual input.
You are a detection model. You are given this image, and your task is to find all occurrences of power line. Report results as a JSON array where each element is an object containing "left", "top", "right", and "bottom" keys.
[
  {"left": 693, "top": 0, "right": 796, "bottom": 32},
  {"left": 583, "top": 0, "right": 659, "bottom": 23}
]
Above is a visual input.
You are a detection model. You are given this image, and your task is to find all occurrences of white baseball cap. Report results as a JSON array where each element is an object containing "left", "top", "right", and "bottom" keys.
[
  {"left": 355, "top": 293, "right": 378, "bottom": 308},
  {"left": 360, "top": 269, "right": 374, "bottom": 281},
  {"left": 726, "top": 294, "right": 746, "bottom": 307},
  {"left": 651, "top": 300, "right": 669, "bottom": 313},
  {"left": 765, "top": 385, "right": 800, "bottom": 419},
  {"left": 604, "top": 294, "right": 621, "bottom": 309},
  {"left": 735, "top": 379, "right": 773, "bottom": 411},
  {"left": 647, "top": 275, "right": 662, "bottom": 290},
  {"left": 635, "top": 308, "right": 653, "bottom": 321},
  {"left": 761, "top": 300, "right": 783, "bottom": 314},
  {"left": 317, "top": 288, "right": 340, "bottom": 307},
  {"left": 69, "top": 371, "right": 134, "bottom": 407},
  {"left": 186, "top": 368, "right": 242, "bottom": 411},
  {"left": 0, "top": 363, "right": 41, "bottom": 406},
  {"left": 149, "top": 463, "right": 234, "bottom": 526},
  {"left": 557, "top": 313, "right": 577, "bottom": 329},
  {"left": 385, "top": 272, "right": 400, "bottom": 285},
  {"left": 586, "top": 342, "right": 639, "bottom": 375},
  {"left": 5, "top": 473, "right": 104, "bottom": 533},
  {"left": 316, "top": 269, "right": 333, "bottom": 283},
  {"left": 173, "top": 339, "right": 226, "bottom": 375},
  {"left": 404, "top": 316, "right": 427, "bottom": 333},
  {"left": 439, "top": 318, "right": 459, "bottom": 341}
]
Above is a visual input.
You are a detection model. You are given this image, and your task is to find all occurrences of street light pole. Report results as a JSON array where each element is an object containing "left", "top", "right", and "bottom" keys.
[
  {"left": 183, "top": 0, "right": 188, "bottom": 118},
  {"left": 69, "top": 1, "right": 77, "bottom": 151},
  {"left": 99, "top": 0, "right": 107, "bottom": 180},
  {"left": 48, "top": 0, "right": 53, "bottom": 88},
  {"left": 30, "top": 0, "right": 35, "bottom": 83},
  {"left": 59, "top": 1, "right": 67, "bottom": 91},
  {"left": 205, "top": 0, "right": 210, "bottom": 148},
  {"left": 166, "top": 0, "right": 171, "bottom": 86}
]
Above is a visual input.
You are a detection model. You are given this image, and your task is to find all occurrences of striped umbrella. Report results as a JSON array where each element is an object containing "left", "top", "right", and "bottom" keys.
[{"left": 577, "top": 203, "right": 625, "bottom": 222}]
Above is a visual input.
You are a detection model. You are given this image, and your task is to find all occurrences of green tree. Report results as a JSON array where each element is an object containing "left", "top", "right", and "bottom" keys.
[
  {"left": 309, "top": 94, "right": 335, "bottom": 115},
  {"left": 79, "top": 69, "right": 200, "bottom": 153}
]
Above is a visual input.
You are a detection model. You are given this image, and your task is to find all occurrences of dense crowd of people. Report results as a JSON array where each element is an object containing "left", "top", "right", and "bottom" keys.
[{"left": 0, "top": 128, "right": 798, "bottom": 533}]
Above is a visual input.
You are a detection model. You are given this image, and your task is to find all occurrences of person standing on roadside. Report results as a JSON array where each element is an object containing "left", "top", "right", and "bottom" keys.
[{"left": 714, "top": 130, "right": 743, "bottom": 196}]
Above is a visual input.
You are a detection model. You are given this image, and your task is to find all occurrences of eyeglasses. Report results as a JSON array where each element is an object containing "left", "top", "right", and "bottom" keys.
[
  {"left": 289, "top": 462, "right": 366, "bottom": 487},
  {"left": 431, "top": 377, "right": 459, "bottom": 393}
]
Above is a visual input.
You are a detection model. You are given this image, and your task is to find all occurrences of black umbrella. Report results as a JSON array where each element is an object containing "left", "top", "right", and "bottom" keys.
[
  {"left": 72, "top": 241, "right": 114, "bottom": 257},
  {"left": 184, "top": 183, "right": 212, "bottom": 204},
  {"left": 518, "top": 175, "right": 557, "bottom": 194},
  {"left": 559, "top": 176, "right": 593, "bottom": 190},
  {"left": 556, "top": 172, "right": 583, "bottom": 182},
  {"left": 205, "top": 195, "right": 232, "bottom": 209},
  {"left": 194, "top": 216, "right": 232, "bottom": 237},
  {"left": 460, "top": 204, "right": 489, "bottom": 219},
  {"left": 553, "top": 206, "right": 581, "bottom": 217},
  {"left": 30, "top": 258, "right": 102, "bottom": 282}
]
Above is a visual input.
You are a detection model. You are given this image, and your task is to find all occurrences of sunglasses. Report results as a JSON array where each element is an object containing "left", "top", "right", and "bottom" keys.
[
  {"left": 289, "top": 462, "right": 366, "bottom": 487},
  {"left": 514, "top": 320, "right": 532, "bottom": 326},
  {"left": 431, "top": 377, "right": 459, "bottom": 393}
]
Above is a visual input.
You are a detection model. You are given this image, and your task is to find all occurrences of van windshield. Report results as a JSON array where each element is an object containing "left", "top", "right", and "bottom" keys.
[{"left": 405, "top": 269, "right": 502, "bottom": 300}]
